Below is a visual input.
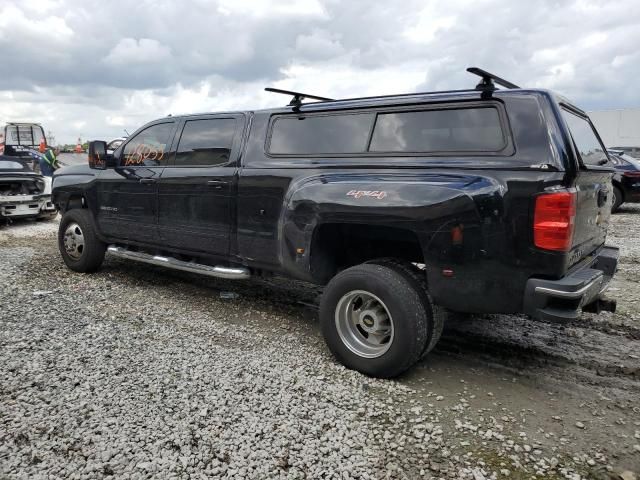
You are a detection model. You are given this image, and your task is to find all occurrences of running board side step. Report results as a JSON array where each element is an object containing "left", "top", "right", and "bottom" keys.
[{"left": 107, "top": 245, "right": 251, "bottom": 280}]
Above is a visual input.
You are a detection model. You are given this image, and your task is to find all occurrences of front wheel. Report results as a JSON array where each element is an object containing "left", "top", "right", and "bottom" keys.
[
  {"left": 58, "top": 209, "right": 106, "bottom": 272},
  {"left": 320, "top": 263, "right": 435, "bottom": 378}
]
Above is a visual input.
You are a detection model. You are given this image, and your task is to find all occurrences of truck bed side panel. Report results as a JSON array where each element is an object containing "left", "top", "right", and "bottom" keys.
[{"left": 237, "top": 101, "right": 571, "bottom": 314}]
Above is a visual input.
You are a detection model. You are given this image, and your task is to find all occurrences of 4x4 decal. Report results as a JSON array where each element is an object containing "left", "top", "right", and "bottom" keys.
[{"left": 346, "top": 190, "right": 387, "bottom": 200}]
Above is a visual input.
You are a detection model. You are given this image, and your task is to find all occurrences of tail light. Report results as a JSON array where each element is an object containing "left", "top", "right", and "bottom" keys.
[
  {"left": 533, "top": 191, "right": 576, "bottom": 251},
  {"left": 623, "top": 171, "right": 640, "bottom": 179}
]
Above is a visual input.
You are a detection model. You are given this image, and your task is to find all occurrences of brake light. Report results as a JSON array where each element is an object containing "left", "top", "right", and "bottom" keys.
[
  {"left": 623, "top": 171, "right": 640, "bottom": 178},
  {"left": 533, "top": 191, "right": 576, "bottom": 251}
]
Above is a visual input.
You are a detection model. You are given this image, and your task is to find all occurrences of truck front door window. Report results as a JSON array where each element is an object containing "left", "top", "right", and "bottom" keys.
[{"left": 121, "top": 123, "right": 174, "bottom": 167}]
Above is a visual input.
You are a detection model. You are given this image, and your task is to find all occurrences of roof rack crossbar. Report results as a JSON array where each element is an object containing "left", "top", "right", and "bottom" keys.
[
  {"left": 466, "top": 67, "right": 520, "bottom": 91},
  {"left": 265, "top": 87, "right": 334, "bottom": 107},
  {"left": 263, "top": 67, "right": 520, "bottom": 108}
]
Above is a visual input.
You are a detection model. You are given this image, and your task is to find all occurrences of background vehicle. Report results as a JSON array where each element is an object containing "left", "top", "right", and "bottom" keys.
[
  {"left": 0, "top": 156, "right": 57, "bottom": 221},
  {"left": 51, "top": 68, "right": 618, "bottom": 378},
  {"left": 106, "top": 138, "right": 126, "bottom": 153},
  {"left": 0, "top": 123, "right": 47, "bottom": 163},
  {"left": 610, "top": 146, "right": 640, "bottom": 159},
  {"left": 608, "top": 149, "right": 640, "bottom": 212}
]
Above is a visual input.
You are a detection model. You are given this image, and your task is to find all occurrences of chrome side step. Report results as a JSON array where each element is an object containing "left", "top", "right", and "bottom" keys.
[{"left": 107, "top": 245, "right": 250, "bottom": 280}]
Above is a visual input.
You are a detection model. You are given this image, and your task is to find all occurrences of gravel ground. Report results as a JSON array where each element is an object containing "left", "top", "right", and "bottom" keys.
[{"left": 1, "top": 209, "right": 639, "bottom": 480}]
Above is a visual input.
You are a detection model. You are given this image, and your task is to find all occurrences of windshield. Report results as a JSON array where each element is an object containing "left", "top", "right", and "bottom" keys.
[{"left": 561, "top": 110, "right": 609, "bottom": 167}]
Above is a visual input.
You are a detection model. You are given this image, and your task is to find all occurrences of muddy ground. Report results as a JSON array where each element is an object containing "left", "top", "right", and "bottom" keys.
[{"left": 0, "top": 206, "right": 639, "bottom": 479}]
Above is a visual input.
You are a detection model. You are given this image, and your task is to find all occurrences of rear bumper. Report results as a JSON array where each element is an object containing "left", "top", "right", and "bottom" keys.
[{"left": 523, "top": 246, "right": 619, "bottom": 322}]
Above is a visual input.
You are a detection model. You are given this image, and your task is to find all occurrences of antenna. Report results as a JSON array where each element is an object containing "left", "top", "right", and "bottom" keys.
[
  {"left": 265, "top": 87, "right": 334, "bottom": 107},
  {"left": 466, "top": 67, "right": 520, "bottom": 93}
]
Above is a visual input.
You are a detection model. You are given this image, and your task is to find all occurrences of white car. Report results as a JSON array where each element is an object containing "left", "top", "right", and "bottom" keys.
[{"left": 0, "top": 157, "right": 57, "bottom": 221}]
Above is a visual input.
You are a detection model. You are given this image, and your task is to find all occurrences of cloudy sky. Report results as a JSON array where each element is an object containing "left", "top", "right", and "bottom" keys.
[{"left": 0, "top": 0, "right": 638, "bottom": 144}]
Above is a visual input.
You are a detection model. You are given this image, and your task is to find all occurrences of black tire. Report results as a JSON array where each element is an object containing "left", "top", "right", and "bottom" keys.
[
  {"left": 612, "top": 186, "right": 623, "bottom": 213},
  {"left": 366, "top": 258, "right": 446, "bottom": 357},
  {"left": 320, "top": 263, "right": 433, "bottom": 378},
  {"left": 58, "top": 209, "right": 106, "bottom": 273}
]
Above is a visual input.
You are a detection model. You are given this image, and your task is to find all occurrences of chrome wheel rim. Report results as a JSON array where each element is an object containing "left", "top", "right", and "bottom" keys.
[
  {"left": 63, "top": 223, "right": 85, "bottom": 259},
  {"left": 335, "top": 290, "right": 394, "bottom": 358}
]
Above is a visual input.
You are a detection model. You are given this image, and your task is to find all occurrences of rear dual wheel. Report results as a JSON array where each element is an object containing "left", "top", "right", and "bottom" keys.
[{"left": 320, "top": 260, "right": 444, "bottom": 378}]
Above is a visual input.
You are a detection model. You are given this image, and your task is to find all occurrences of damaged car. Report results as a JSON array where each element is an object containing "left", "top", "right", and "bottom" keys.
[{"left": 0, "top": 156, "right": 57, "bottom": 222}]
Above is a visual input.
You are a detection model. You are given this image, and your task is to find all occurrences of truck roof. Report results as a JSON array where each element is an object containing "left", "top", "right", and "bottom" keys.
[
  {"left": 154, "top": 68, "right": 587, "bottom": 121},
  {"left": 164, "top": 87, "right": 584, "bottom": 120}
]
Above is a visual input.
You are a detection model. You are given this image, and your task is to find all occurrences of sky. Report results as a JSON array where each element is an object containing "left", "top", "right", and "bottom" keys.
[{"left": 0, "top": 0, "right": 639, "bottom": 144}]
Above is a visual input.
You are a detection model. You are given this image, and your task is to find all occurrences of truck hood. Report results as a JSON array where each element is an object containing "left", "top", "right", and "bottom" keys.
[{"left": 54, "top": 163, "right": 95, "bottom": 177}]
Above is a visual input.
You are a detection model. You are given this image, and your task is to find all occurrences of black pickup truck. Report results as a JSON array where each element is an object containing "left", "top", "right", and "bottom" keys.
[{"left": 52, "top": 68, "right": 618, "bottom": 378}]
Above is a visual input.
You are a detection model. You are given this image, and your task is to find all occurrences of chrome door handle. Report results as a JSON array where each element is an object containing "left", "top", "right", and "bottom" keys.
[{"left": 139, "top": 178, "right": 157, "bottom": 184}]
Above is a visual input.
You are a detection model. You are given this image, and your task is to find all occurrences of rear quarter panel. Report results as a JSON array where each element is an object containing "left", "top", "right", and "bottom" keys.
[{"left": 285, "top": 169, "right": 570, "bottom": 313}]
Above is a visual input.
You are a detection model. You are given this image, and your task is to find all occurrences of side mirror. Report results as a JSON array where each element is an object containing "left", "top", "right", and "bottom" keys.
[{"left": 88, "top": 141, "right": 112, "bottom": 169}]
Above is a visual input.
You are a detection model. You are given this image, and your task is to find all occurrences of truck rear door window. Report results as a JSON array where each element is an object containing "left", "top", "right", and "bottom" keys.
[
  {"left": 174, "top": 118, "right": 236, "bottom": 167},
  {"left": 561, "top": 110, "right": 608, "bottom": 167},
  {"left": 370, "top": 108, "right": 505, "bottom": 153},
  {"left": 269, "top": 113, "right": 374, "bottom": 155}
]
